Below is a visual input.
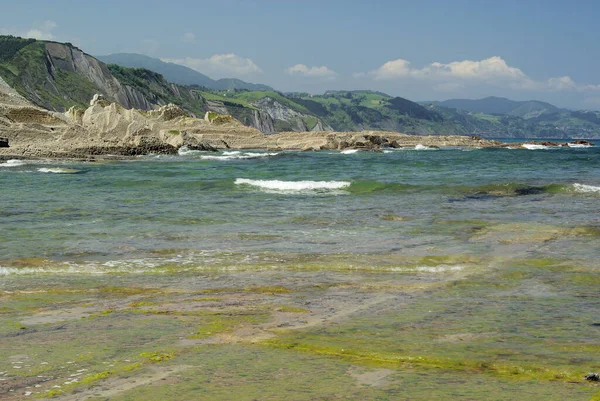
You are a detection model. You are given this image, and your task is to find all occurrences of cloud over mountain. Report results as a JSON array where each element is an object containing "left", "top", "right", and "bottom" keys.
[
  {"left": 358, "top": 56, "right": 600, "bottom": 96},
  {"left": 286, "top": 64, "right": 337, "bottom": 79},
  {"left": 162, "top": 54, "right": 262, "bottom": 78},
  {"left": 1, "top": 20, "right": 58, "bottom": 41}
]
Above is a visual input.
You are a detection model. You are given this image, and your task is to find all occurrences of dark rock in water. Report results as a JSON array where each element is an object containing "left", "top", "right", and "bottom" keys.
[
  {"left": 82, "top": 143, "right": 178, "bottom": 156},
  {"left": 541, "top": 141, "right": 559, "bottom": 147},
  {"left": 186, "top": 142, "right": 218, "bottom": 152},
  {"left": 0, "top": 137, "right": 8, "bottom": 148},
  {"left": 514, "top": 186, "right": 546, "bottom": 196},
  {"left": 365, "top": 135, "right": 388, "bottom": 146},
  {"left": 585, "top": 372, "right": 599, "bottom": 381},
  {"left": 449, "top": 192, "right": 500, "bottom": 203}
]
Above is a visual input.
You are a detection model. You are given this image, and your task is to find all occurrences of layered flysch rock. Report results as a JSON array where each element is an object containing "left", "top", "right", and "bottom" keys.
[
  {"left": 253, "top": 97, "right": 333, "bottom": 132},
  {"left": 0, "top": 82, "right": 502, "bottom": 159}
]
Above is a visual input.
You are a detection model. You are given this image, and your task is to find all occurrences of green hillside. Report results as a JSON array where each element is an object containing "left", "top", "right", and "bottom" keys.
[
  {"left": 434, "top": 96, "right": 560, "bottom": 118},
  {"left": 0, "top": 36, "right": 99, "bottom": 110}
]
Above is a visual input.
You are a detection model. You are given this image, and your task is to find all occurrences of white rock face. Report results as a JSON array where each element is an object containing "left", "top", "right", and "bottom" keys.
[{"left": 252, "top": 97, "right": 332, "bottom": 132}]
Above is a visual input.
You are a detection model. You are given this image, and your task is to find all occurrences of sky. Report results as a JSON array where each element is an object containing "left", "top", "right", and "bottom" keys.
[{"left": 1, "top": 0, "right": 600, "bottom": 109}]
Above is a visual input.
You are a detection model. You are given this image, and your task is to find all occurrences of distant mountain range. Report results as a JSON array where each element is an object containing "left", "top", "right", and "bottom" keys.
[
  {"left": 1, "top": 35, "right": 599, "bottom": 138},
  {"left": 424, "top": 96, "right": 561, "bottom": 119},
  {"left": 97, "top": 53, "right": 274, "bottom": 91}
]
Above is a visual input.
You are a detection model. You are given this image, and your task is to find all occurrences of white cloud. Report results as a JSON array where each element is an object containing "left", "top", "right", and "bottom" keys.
[
  {"left": 583, "top": 84, "right": 600, "bottom": 91},
  {"left": 1, "top": 20, "right": 58, "bottom": 40},
  {"left": 361, "top": 56, "right": 600, "bottom": 94},
  {"left": 547, "top": 76, "right": 577, "bottom": 91},
  {"left": 368, "top": 56, "right": 531, "bottom": 87},
  {"left": 182, "top": 32, "right": 195, "bottom": 43},
  {"left": 368, "top": 59, "right": 415, "bottom": 80},
  {"left": 162, "top": 54, "right": 262, "bottom": 78},
  {"left": 285, "top": 64, "right": 337, "bottom": 79},
  {"left": 429, "top": 57, "right": 529, "bottom": 82}
]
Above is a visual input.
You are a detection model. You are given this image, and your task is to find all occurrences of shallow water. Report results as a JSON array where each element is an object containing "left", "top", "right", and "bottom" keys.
[
  {"left": 1, "top": 145, "right": 599, "bottom": 400},
  {"left": 1, "top": 146, "right": 599, "bottom": 270}
]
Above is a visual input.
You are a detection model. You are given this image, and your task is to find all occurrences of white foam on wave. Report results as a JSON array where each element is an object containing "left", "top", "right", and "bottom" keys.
[
  {"left": 178, "top": 146, "right": 279, "bottom": 160},
  {"left": 572, "top": 183, "right": 600, "bottom": 193},
  {"left": 177, "top": 146, "right": 199, "bottom": 156},
  {"left": 235, "top": 178, "right": 351, "bottom": 193},
  {"left": 37, "top": 168, "right": 79, "bottom": 174},
  {"left": 0, "top": 159, "right": 26, "bottom": 167},
  {"left": 340, "top": 149, "right": 360, "bottom": 154},
  {"left": 567, "top": 143, "right": 594, "bottom": 148},
  {"left": 201, "top": 152, "right": 279, "bottom": 161},
  {"left": 522, "top": 144, "right": 548, "bottom": 150},
  {"left": 415, "top": 144, "right": 437, "bottom": 150}
]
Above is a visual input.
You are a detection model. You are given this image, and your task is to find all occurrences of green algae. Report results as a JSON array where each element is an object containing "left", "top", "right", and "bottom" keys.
[
  {"left": 263, "top": 340, "right": 584, "bottom": 382},
  {"left": 1, "top": 261, "right": 598, "bottom": 400}
]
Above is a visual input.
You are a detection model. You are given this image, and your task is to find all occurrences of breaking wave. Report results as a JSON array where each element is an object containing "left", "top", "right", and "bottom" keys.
[
  {"left": 178, "top": 147, "right": 279, "bottom": 160},
  {"left": 567, "top": 142, "right": 594, "bottom": 148},
  {"left": 0, "top": 159, "right": 26, "bottom": 167},
  {"left": 37, "top": 167, "right": 80, "bottom": 174},
  {"left": 414, "top": 144, "right": 437, "bottom": 150},
  {"left": 235, "top": 178, "right": 351, "bottom": 194},
  {"left": 572, "top": 183, "right": 600, "bottom": 193},
  {"left": 522, "top": 144, "right": 549, "bottom": 150}
]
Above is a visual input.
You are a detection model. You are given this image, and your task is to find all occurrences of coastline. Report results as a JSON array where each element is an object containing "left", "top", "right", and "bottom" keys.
[{"left": 1, "top": 90, "right": 594, "bottom": 160}]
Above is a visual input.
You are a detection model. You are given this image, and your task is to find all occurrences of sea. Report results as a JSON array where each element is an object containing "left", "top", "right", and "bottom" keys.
[{"left": 0, "top": 141, "right": 599, "bottom": 274}]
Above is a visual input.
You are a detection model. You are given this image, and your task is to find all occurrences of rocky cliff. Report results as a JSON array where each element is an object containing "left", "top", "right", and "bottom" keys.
[
  {"left": 0, "top": 37, "right": 334, "bottom": 135},
  {"left": 44, "top": 42, "right": 152, "bottom": 110},
  {"left": 253, "top": 97, "right": 333, "bottom": 132},
  {"left": 0, "top": 37, "right": 152, "bottom": 112}
]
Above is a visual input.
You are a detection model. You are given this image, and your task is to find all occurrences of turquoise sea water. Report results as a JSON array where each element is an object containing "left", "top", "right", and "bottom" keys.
[{"left": 0, "top": 144, "right": 599, "bottom": 273}]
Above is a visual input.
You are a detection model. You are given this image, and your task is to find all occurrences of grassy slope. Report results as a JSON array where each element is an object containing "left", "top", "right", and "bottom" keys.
[
  {"left": 0, "top": 37, "right": 105, "bottom": 110},
  {"left": 108, "top": 64, "right": 205, "bottom": 115},
  {"left": 108, "top": 65, "right": 259, "bottom": 125}
]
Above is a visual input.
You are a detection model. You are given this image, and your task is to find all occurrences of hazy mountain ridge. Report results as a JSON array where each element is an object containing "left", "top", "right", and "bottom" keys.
[
  {"left": 97, "top": 53, "right": 273, "bottom": 91},
  {"left": 429, "top": 96, "right": 560, "bottom": 118},
  {"left": 421, "top": 96, "right": 600, "bottom": 138}
]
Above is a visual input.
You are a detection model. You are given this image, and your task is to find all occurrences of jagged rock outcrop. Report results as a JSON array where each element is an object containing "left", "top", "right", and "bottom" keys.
[
  {"left": 253, "top": 97, "right": 332, "bottom": 132},
  {"left": 252, "top": 110, "right": 276, "bottom": 134}
]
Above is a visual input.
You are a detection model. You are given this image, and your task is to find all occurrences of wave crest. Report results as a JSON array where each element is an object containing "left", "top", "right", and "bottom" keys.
[
  {"left": 0, "top": 159, "right": 26, "bottom": 167},
  {"left": 37, "top": 168, "right": 79, "bottom": 174},
  {"left": 572, "top": 183, "right": 600, "bottom": 193},
  {"left": 235, "top": 178, "right": 351, "bottom": 193}
]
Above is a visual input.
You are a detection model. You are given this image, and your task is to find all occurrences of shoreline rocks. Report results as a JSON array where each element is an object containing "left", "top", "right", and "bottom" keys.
[{"left": 0, "top": 92, "right": 595, "bottom": 159}]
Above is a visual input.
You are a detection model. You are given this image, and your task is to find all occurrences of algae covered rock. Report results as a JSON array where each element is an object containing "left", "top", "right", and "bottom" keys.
[{"left": 205, "top": 111, "right": 235, "bottom": 125}]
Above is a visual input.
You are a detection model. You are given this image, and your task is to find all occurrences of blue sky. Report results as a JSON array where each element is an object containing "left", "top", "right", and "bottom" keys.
[{"left": 1, "top": 0, "right": 600, "bottom": 109}]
